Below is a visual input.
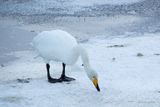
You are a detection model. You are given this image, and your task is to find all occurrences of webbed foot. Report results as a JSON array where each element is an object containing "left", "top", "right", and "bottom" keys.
[
  {"left": 59, "top": 75, "right": 75, "bottom": 82},
  {"left": 48, "top": 78, "right": 62, "bottom": 83}
]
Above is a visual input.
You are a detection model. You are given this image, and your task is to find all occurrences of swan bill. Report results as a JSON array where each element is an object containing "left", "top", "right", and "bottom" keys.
[
  {"left": 96, "top": 84, "right": 100, "bottom": 92},
  {"left": 92, "top": 78, "right": 100, "bottom": 92}
]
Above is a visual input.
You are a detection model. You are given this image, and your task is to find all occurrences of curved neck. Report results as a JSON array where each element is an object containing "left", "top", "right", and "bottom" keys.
[
  {"left": 77, "top": 45, "right": 91, "bottom": 70},
  {"left": 69, "top": 45, "right": 91, "bottom": 71}
]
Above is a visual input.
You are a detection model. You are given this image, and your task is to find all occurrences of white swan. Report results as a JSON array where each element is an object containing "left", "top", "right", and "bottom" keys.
[{"left": 32, "top": 30, "right": 100, "bottom": 91}]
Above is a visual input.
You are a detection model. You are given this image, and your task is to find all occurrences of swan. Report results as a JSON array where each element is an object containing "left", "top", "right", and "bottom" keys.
[{"left": 32, "top": 30, "right": 100, "bottom": 91}]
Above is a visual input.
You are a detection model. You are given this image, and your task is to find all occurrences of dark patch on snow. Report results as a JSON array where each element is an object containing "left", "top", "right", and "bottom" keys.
[
  {"left": 75, "top": 36, "right": 89, "bottom": 43},
  {"left": 107, "top": 44, "right": 125, "bottom": 48},
  {"left": 30, "top": 30, "right": 35, "bottom": 32},
  {"left": 0, "top": 96, "right": 24, "bottom": 103},
  {"left": 0, "top": 64, "right": 5, "bottom": 67},
  {"left": 154, "top": 53, "right": 160, "bottom": 56},
  {"left": 17, "top": 78, "right": 32, "bottom": 83},
  {"left": 137, "top": 53, "right": 144, "bottom": 57},
  {"left": 112, "top": 57, "right": 116, "bottom": 61}
]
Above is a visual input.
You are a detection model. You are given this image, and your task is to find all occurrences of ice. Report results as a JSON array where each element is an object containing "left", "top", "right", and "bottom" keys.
[
  {"left": 72, "top": 0, "right": 143, "bottom": 6},
  {"left": 0, "top": 33, "right": 160, "bottom": 107},
  {"left": 0, "top": 0, "right": 160, "bottom": 106}
]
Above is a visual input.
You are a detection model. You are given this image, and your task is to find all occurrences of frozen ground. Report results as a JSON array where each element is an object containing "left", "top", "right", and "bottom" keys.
[
  {"left": 0, "top": 0, "right": 160, "bottom": 107},
  {"left": 0, "top": 0, "right": 160, "bottom": 17},
  {"left": 0, "top": 0, "right": 144, "bottom": 16},
  {"left": 0, "top": 32, "right": 160, "bottom": 107}
]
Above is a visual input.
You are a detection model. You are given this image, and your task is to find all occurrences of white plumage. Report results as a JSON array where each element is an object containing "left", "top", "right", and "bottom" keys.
[
  {"left": 32, "top": 29, "right": 100, "bottom": 91},
  {"left": 33, "top": 30, "right": 78, "bottom": 64}
]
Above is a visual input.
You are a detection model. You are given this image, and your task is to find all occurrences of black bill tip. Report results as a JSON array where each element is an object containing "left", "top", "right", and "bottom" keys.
[{"left": 96, "top": 84, "right": 100, "bottom": 92}]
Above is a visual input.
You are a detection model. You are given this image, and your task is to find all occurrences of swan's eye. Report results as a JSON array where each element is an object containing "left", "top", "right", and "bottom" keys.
[{"left": 92, "top": 76, "right": 96, "bottom": 80}]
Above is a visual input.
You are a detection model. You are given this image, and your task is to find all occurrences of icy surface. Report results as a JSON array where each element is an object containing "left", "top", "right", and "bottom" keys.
[
  {"left": 1, "top": 0, "right": 159, "bottom": 17},
  {"left": 0, "top": 33, "right": 160, "bottom": 107},
  {"left": 0, "top": 0, "right": 160, "bottom": 106},
  {"left": 72, "top": 0, "right": 143, "bottom": 6}
]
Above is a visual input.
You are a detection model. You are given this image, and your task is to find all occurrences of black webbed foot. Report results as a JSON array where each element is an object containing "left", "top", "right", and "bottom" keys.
[
  {"left": 48, "top": 78, "right": 62, "bottom": 83},
  {"left": 59, "top": 75, "right": 75, "bottom": 82}
]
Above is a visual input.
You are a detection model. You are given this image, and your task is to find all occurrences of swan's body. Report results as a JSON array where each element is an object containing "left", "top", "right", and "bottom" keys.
[
  {"left": 33, "top": 30, "right": 78, "bottom": 64},
  {"left": 32, "top": 30, "right": 100, "bottom": 91}
]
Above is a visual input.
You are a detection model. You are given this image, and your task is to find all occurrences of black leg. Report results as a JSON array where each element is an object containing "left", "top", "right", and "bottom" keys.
[
  {"left": 59, "top": 63, "right": 75, "bottom": 82},
  {"left": 61, "top": 63, "right": 66, "bottom": 77},
  {"left": 46, "top": 63, "right": 51, "bottom": 80},
  {"left": 46, "top": 63, "right": 62, "bottom": 83}
]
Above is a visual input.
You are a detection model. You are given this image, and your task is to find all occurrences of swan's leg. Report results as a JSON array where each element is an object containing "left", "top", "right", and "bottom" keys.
[
  {"left": 46, "top": 63, "right": 62, "bottom": 83},
  {"left": 59, "top": 63, "right": 75, "bottom": 82}
]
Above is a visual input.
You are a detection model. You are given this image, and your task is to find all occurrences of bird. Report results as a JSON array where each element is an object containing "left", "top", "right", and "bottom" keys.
[{"left": 32, "top": 29, "right": 100, "bottom": 92}]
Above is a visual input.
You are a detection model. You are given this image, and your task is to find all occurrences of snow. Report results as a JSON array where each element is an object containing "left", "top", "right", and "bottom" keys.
[
  {"left": 72, "top": 0, "right": 143, "bottom": 6},
  {"left": 0, "top": 32, "right": 160, "bottom": 107},
  {"left": 0, "top": 0, "right": 144, "bottom": 16},
  {"left": 0, "top": 0, "right": 160, "bottom": 106}
]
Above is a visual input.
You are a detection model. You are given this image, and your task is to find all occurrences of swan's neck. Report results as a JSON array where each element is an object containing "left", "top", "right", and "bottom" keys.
[
  {"left": 69, "top": 45, "right": 91, "bottom": 71},
  {"left": 77, "top": 45, "right": 91, "bottom": 70}
]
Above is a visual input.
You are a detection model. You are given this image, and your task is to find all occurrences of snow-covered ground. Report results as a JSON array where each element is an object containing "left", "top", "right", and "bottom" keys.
[
  {"left": 0, "top": 0, "right": 143, "bottom": 15},
  {"left": 1, "top": 0, "right": 159, "bottom": 17},
  {"left": 0, "top": 32, "right": 160, "bottom": 107},
  {"left": 0, "top": 0, "right": 160, "bottom": 107}
]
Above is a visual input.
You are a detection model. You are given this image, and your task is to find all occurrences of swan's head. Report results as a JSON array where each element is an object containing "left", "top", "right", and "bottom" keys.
[{"left": 86, "top": 68, "right": 100, "bottom": 92}]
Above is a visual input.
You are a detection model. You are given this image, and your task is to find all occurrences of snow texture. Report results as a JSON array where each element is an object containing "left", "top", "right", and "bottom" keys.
[
  {"left": 1, "top": 0, "right": 159, "bottom": 17},
  {"left": 0, "top": 33, "right": 160, "bottom": 107},
  {"left": 0, "top": 0, "right": 160, "bottom": 107}
]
